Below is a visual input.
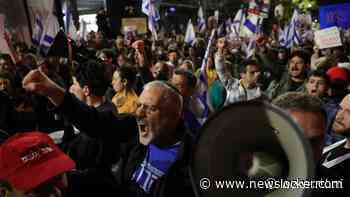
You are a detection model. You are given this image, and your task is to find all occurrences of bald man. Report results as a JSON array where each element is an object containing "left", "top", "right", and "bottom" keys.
[{"left": 22, "top": 69, "right": 194, "bottom": 197}]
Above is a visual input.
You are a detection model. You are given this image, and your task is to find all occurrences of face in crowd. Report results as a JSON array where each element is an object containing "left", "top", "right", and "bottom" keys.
[
  {"left": 0, "top": 78, "right": 10, "bottom": 92},
  {"left": 151, "top": 62, "right": 169, "bottom": 81},
  {"left": 115, "top": 38, "right": 124, "bottom": 49},
  {"left": 135, "top": 82, "right": 182, "bottom": 146},
  {"left": 288, "top": 56, "right": 306, "bottom": 79},
  {"left": 241, "top": 64, "right": 261, "bottom": 88},
  {"left": 171, "top": 73, "right": 192, "bottom": 99},
  {"left": 306, "top": 75, "right": 329, "bottom": 97},
  {"left": 168, "top": 52, "right": 178, "bottom": 65},
  {"left": 117, "top": 54, "right": 127, "bottom": 67},
  {"left": 333, "top": 94, "right": 350, "bottom": 135},
  {"left": 111, "top": 70, "right": 126, "bottom": 93}
]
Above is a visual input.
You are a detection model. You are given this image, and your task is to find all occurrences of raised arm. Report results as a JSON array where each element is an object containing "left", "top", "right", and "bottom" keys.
[
  {"left": 22, "top": 69, "right": 137, "bottom": 141},
  {"left": 215, "top": 37, "right": 239, "bottom": 89}
]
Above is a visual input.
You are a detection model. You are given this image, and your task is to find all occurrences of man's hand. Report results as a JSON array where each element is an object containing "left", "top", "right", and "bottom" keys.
[
  {"left": 22, "top": 69, "right": 65, "bottom": 106},
  {"left": 132, "top": 40, "right": 145, "bottom": 53}
]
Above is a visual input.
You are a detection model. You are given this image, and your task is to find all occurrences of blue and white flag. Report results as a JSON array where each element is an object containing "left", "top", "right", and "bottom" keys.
[
  {"left": 242, "top": 0, "right": 262, "bottom": 37},
  {"left": 32, "top": 14, "right": 59, "bottom": 55},
  {"left": 184, "top": 19, "right": 196, "bottom": 45},
  {"left": 282, "top": 8, "right": 301, "bottom": 48},
  {"left": 243, "top": 15, "right": 259, "bottom": 35},
  {"left": 142, "top": 0, "right": 160, "bottom": 40},
  {"left": 278, "top": 27, "right": 285, "bottom": 46},
  {"left": 225, "top": 18, "right": 232, "bottom": 34},
  {"left": 63, "top": 2, "right": 77, "bottom": 40},
  {"left": 245, "top": 36, "right": 256, "bottom": 59},
  {"left": 195, "top": 29, "right": 216, "bottom": 118},
  {"left": 142, "top": 0, "right": 160, "bottom": 20},
  {"left": 40, "top": 14, "right": 60, "bottom": 54},
  {"left": 197, "top": 6, "right": 206, "bottom": 32},
  {"left": 32, "top": 15, "right": 44, "bottom": 46},
  {"left": 231, "top": 9, "right": 245, "bottom": 37}
]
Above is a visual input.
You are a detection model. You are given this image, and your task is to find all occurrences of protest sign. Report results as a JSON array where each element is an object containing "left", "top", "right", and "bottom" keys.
[{"left": 314, "top": 26, "right": 342, "bottom": 49}]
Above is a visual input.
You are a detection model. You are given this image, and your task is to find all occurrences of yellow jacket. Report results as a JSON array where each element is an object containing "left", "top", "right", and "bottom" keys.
[{"left": 112, "top": 89, "right": 138, "bottom": 114}]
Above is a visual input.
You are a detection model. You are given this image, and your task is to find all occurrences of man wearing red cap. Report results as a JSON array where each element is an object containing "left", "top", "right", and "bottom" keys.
[
  {"left": 324, "top": 67, "right": 350, "bottom": 146},
  {"left": 0, "top": 132, "right": 75, "bottom": 197}
]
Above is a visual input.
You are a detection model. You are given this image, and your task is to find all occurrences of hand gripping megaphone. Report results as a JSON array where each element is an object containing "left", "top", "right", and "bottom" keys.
[{"left": 190, "top": 101, "right": 314, "bottom": 197}]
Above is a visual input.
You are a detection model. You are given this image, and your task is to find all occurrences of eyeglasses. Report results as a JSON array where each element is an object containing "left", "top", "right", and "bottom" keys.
[{"left": 136, "top": 102, "right": 160, "bottom": 114}]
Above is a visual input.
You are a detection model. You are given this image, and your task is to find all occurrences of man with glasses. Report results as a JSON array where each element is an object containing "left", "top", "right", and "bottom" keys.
[{"left": 22, "top": 69, "right": 194, "bottom": 196}]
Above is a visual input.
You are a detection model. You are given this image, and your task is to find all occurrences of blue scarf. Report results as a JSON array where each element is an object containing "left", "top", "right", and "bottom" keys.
[{"left": 132, "top": 142, "right": 181, "bottom": 193}]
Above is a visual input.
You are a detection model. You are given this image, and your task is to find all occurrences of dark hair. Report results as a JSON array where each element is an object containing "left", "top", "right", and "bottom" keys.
[
  {"left": 173, "top": 69, "right": 197, "bottom": 89},
  {"left": 115, "top": 66, "right": 137, "bottom": 89},
  {"left": 100, "top": 49, "right": 115, "bottom": 59},
  {"left": 290, "top": 50, "right": 310, "bottom": 65},
  {"left": 74, "top": 60, "right": 109, "bottom": 96},
  {"left": 307, "top": 69, "right": 330, "bottom": 85},
  {"left": 272, "top": 92, "right": 326, "bottom": 119},
  {"left": 239, "top": 59, "right": 260, "bottom": 74}
]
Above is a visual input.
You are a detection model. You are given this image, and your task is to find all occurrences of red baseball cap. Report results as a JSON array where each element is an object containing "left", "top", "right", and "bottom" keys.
[
  {"left": 326, "top": 67, "right": 349, "bottom": 83},
  {"left": 0, "top": 132, "right": 75, "bottom": 192}
]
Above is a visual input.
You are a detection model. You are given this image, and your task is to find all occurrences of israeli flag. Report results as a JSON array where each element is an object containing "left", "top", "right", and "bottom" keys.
[
  {"left": 225, "top": 18, "right": 232, "bottom": 34},
  {"left": 142, "top": 0, "right": 160, "bottom": 40},
  {"left": 196, "top": 29, "right": 216, "bottom": 117},
  {"left": 242, "top": 14, "right": 261, "bottom": 37},
  {"left": 40, "top": 14, "right": 59, "bottom": 54},
  {"left": 245, "top": 36, "right": 256, "bottom": 59},
  {"left": 142, "top": 0, "right": 160, "bottom": 21},
  {"left": 278, "top": 27, "right": 285, "bottom": 46},
  {"left": 148, "top": 13, "right": 158, "bottom": 40},
  {"left": 197, "top": 6, "right": 206, "bottom": 32},
  {"left": 184, "top": 19, "right": 196, "bottom": 45},
  {"left": 32, "top": 14, "right": 59, "bottom": 55},
  {"left": 32, "top": 15, "right": 44, "bottom": 46},
  {"left": 283, "top": 8, "right": 301, "bottom": 48},
  {"left": 242, "top": 0, "right": 262, "bottom": 37},
  {"left": 64, "top": 3, "right": 77, "bottom": 40},
  {"left": 231, "top": 9, "right": 245, "bottom": 37}
]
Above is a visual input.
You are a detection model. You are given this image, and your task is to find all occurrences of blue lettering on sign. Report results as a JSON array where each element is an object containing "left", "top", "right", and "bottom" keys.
[{"left": 319, "top": 3, "right": 350, "bottom": 29}]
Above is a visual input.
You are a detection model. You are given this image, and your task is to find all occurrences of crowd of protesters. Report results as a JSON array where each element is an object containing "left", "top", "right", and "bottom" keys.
[{"left": 1, "top": 4, "right": 350, "bottom": 197}]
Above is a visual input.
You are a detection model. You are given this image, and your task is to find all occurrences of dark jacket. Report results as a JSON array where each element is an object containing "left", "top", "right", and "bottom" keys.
[
  {"left": 0, "top": 91, "right": 37, "bottom": 134},
  {"left": 265, "top": 72, "right": 306, "bottom": 100},
  {"left": 57, "top": 92, "right": 195, "bottom": 197},
  {"left": 113, "top": 129, "right": 195, "bottom": 197},
  {"left": 66, "top": 100, "right": 119, "bottom": 170}
]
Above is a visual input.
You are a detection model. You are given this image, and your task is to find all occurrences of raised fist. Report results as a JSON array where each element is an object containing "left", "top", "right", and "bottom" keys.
[
  {"left": 22, "top": 69, "right": 55, "bottom": 96},
  {"left": 217, "top": 37, "right": 226, "bottom": 55}
]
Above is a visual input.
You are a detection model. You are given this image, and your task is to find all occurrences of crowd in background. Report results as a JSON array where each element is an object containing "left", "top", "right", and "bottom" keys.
[{"left": 1, "top": 3, "right": 350, "bottom": 196}]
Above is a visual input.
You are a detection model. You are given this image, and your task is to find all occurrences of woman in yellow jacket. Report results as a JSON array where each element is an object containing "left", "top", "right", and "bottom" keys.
[{"left": 111, "top": 66, "right": 138, "bottom": 114}]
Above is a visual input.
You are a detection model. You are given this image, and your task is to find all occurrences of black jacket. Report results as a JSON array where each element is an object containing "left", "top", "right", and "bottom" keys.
[
  {"left": 57, "top": 92, "right": 195, "bottom": 197},
  {"left": 0, "top": 91, "right": 37, "bottom": 134}
]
